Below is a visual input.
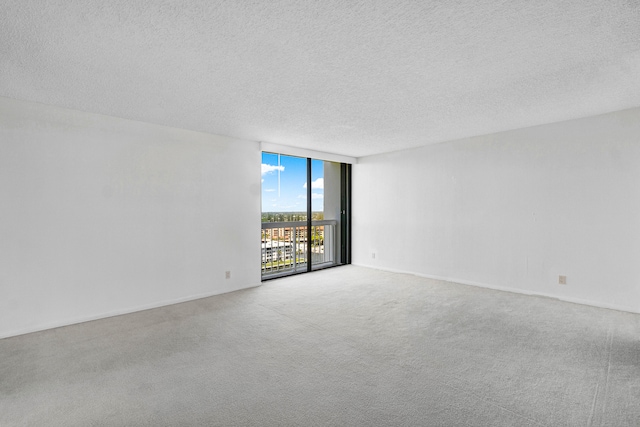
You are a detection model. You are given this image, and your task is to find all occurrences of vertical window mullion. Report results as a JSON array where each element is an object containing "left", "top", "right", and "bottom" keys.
[{"left": 306, "top": 157, "right": 312, "bottom": 272}]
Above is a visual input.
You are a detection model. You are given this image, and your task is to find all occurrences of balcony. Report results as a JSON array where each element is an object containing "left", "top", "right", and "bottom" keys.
[{"left": 261, "top": 220, "right": 338, "bottom": 278}]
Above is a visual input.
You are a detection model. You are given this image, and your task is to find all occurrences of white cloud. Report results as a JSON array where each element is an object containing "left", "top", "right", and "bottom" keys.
[
  {"left": 303, "top": 178, "right": 324, "bottom": 189},
  {"left": 264, "top": 189, "right": 275, "bottom": 192},
  {"left": 261, "top": 163, "right": 284, "bottom": 175}
]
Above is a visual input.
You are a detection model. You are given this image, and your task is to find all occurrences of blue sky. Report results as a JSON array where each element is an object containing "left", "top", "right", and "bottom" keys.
[{"left": 261, "top": 153, "right": 324, "bottom": 212}]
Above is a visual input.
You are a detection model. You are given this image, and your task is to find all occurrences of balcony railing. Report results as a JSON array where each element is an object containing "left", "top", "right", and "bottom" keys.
[{"left": 261, "top": 220, "right": 338, "bottom": 278}]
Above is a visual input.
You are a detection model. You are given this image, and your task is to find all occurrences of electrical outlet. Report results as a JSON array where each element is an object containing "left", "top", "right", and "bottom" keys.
[
  {"left": 225, "top": 271, "right": 231, "bottom": 279},
  {"left": 559, "top": 275, "right": 566, "bottom": 285}
]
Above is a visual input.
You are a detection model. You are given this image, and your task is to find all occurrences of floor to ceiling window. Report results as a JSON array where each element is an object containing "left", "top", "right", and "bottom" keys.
[{"left": 261, "top": 152, "right": 350, "bottom": 279}]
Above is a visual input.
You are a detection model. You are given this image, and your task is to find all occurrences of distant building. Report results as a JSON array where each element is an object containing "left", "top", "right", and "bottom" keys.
[{"left": 261, "top": 239, "right": 293, "bottom": 263}]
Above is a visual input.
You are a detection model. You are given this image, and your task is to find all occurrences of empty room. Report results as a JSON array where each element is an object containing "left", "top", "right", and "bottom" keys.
[{"left": 1, "top": 1, "right": 640, "bottom": 426}]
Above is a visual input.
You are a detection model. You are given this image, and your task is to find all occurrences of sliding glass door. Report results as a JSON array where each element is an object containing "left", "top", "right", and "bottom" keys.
[{"left": 261, "top": 152, "right": 350, "bottom": 279}]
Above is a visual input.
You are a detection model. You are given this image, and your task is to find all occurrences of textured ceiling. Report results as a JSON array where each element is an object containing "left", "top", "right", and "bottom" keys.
[{"left": 1, "top": 0, "right": 640, "bottom": 157}]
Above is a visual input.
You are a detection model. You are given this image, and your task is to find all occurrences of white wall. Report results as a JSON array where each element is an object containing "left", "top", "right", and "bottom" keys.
[
  {"left": 0, "top": 97, "right": 262, "bottom": 338},
  {"left": 353, "top": 108, "right": 640, "bottom": 313}
]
